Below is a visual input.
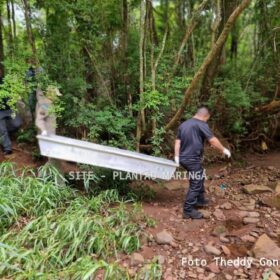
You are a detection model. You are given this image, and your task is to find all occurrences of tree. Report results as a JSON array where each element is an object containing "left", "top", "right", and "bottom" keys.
[{"left": 165, "top": 0, "right": 251, "bottom": 131}]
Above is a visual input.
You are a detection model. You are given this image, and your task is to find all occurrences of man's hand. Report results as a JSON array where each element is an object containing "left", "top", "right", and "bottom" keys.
[
  {"left": 223, "top": 148, "right": 231, "bottom": 158},
  {"left": 41, "top": 130, "right": 48, "bottom": 136},
  {"left": 174, "top": 156, "right": 179, "bottom": 165}
]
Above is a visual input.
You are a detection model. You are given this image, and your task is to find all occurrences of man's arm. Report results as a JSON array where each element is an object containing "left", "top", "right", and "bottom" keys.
[
  {"left": 209, "top": 136, "right": 231, "bottom": 158},
  {"left": 174, "top": 139, "right": 181, "bottom": 164}
]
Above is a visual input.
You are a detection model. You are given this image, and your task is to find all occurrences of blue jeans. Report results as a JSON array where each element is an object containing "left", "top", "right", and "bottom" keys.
[
  {"left": 180, "top": 158, "right": 205, "bottom": 213},
  {"left": 0, "top": 110, "right": 22, "bottom": 152}
]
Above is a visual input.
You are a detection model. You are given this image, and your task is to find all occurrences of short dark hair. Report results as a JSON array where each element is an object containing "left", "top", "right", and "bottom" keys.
[{"left": 196, "top": 107, "right": 210, "bottom": 116}]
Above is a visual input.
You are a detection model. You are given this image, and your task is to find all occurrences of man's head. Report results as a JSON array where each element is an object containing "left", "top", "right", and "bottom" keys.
[{"left": 194, "top": 107, "right": 210, "bottom": 122}]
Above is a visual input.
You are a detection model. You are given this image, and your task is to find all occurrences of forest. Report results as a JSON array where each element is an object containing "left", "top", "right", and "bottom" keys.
[
  {"left": 0, "top": 0, "right": 280, "bottom": 279},
  {"left": 0, "top": 0, "right": 279, "bottom": 152}
]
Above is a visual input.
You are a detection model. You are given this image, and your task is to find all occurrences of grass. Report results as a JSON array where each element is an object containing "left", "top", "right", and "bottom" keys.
[{"left": 0, "top": 162, "right": 161, "bottom": 279}]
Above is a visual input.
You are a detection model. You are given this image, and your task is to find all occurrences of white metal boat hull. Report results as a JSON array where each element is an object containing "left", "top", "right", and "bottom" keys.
[{"left": 37, "top": 135, "right": 178, "bottom": 180}]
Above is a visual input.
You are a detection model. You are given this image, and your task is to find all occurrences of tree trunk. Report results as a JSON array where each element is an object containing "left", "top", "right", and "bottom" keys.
[
  {"left": 0, "top": 5, "right": 4, "bottom": 78},
  {"left": 200, "top": 0, "right": 238, "bottom": 102},
  {"left": 11, "top": 0, "right": 16, "bottom": 40},
  {"left": 121, "top": 0, "right": 133, "bottom": 116},
  {"left": 136, "top": 0, "right": 146, "bottom": 151},
  {"left": 165, "top": 0, "right": 251, "bottom": 131},
  {"left": 256, "top": 100, "right": 280, "bottom": 114},
  {"left": 6, "top": 0, "right": 13, "bottom": 55},
  {"left": 22, "top": 0, "right": 37, "bottom": 64},
  {"left": 173, "top": 0, "right": 208, "bottom": 71}
]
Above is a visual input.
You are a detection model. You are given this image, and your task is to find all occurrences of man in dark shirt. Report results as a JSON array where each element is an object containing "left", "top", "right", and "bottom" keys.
[
  {"left": 0, "top": 97, "right": 22, "bottom": 156},
  {"left": 174, "top": 107, "right": 231, "bottom": 219}
]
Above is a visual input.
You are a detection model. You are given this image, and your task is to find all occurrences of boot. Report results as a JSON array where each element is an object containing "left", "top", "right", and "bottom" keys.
[{"left": 183, "top": 209, "right": 203, "bottom": 219}]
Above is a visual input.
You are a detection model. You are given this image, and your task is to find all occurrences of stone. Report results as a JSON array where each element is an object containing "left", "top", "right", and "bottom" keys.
[
  {"left": 238, "top": 211, "right": 249, "bottom": 218},
  {"left": 220, "top": 202, "right": 233, "bottom": 210},
  {"left": 243, "top": 217, "right": 260, "bottom": 224},
  {"left": 241, "top": 235, "right": 256, "bottom": 243},
  {"left": 212, "top": 225, "right": 228, "bottom": 237},
  {"left": 200, "top": 209, "right": 211, "bottom": 219},
  {"left": 213, "top": 209, "right": 226, "bottom": 221},
  {"left": 188, "top": 271, "right": 197, "bottom": 278},
  {"left": 225, "top": 274, "right": 233, "bottom": 280},
  {"left": 275, "top": 182, "right": 280, "bottom": 194},
  {"left": 157, "top": 255, "right": 165, "bottom": 264},
  {"left": 262, "top": 194, "right": 280, "bottom": 210},
  {"left": 248, "top": 212, "right": 260, "bottom": 218},
  {"left": 130, "top": 253, "right": 144, "bottom": 266},
  {"left": 204, "top": 244, "right": 222, "bottom": 256},
  {"left": 220, "top": 235, "right": 230, "bottom": 243},
  {"left": 221, "top": 245, "right": 231, "bottom": 256},
  {"left": 155, "top": 230, "right": 174, "bottom": 245},
  {"left": 252, "top": 234, "right": 280, "bottom": 259},
  {"left": 242, "top": 184, "right": 273, "bottom": 195},
  {"left": 207, "top": 262, "right": 220, "bottom": 273},
  {"left": 179, "top": 270, "right": 186, "bottom": 279}
]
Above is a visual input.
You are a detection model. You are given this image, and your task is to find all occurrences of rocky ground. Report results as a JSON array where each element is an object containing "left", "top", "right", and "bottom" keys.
[
  {"left": 124, "top": 152, "right": 280, "bottom": 280},
  {"left": 3, "top": 143, "right": 280, "bottom": 280}
]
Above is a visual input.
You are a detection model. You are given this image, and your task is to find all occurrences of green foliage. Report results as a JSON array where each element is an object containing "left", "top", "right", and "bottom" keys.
[
  {"left": 0, "top": 60, "right": 29, "bottom": 111},
  {"left": 0, "top": 162, "right": 160, "bottom": 279},
  {"left": 69, "top": 104, "right": 135, "bottom": 149},
  {"left": 208, "top": 77, "right": 252, "bottom": 136}
]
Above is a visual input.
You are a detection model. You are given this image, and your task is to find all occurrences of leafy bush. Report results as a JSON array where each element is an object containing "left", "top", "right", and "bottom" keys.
[
  {"left": 69, "top": 104, "right": 135, "bottom": 149},
  {"left": 0, "top": 162, "right": 160, "bottom": 279}
]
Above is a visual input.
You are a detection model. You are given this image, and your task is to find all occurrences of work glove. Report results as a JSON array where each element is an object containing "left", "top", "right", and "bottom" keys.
[
  {"left": 223, "top": 148, "right": 231, "bottom": 158},
  {"left": 41, "top": 130, "right": 48, "bottom": 136},
  {"left": 174, "top": 156, "right": 179, "bottom": 165}
]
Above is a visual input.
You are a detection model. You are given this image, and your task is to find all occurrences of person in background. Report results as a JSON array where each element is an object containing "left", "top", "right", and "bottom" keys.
[
  {"left": 26, "top": 63, "right": 36, "bottom": 120},
  {"left": 0, "top": 75, "right": 22, "bottom": 156},
  {"left": 35, "top": 86, "right": 62, "bottom": 136},
  {"left": 174, "top": 107, "right": 231, "bottom": 219}
]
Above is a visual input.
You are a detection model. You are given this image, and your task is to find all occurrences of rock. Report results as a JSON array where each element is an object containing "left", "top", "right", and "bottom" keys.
[
  {"left": 155, "top": 230, "right": 174, "bottom": 245},
  {"left": 221, "top": 245, "right": 231, "bottom": 256},
  {"left": 220, "top": 235, "right": 230, "bottom": 243},
  {"left": 262, "top": 195, "right": 280, "bottom": 210},
  {"left": 225, "top": 274, "right": 233, "bottom": 280},
  {"left": 204, "top": 244, "right": 221, "bottom": 256},
  {"left": 213, "top": 209, "right": 226, "bottom": 221},
  {"left": 179, "top": 270, "right": 186, "bottom": 279},
  {"left": 212, "top": 225, "right": 228, "bottom": 237},
  {"left": 188, "top": 271, "right": 197, "bottom": 278},
  {"left": 130, "top": 253, "right": 144, "bottom": 266},
  {"left": 243, "top": 217, "right": 260, "bottom": 224},
  {"left": 242, "top": 184, "right": 273, "bottom": 195},
  {"left": 243, "top": 199, "right": 256, "bottom": 210},
  {"left": 248, "top": 212, "right": 260, "bottom": 218},
  {"left": 252, "top": 234, "right": 280, "bottom": 259},
  {"left": 207, "top": 262, "right": 220, "bottom": 273},
  {"left": 241, "top": 235, "right": 256, "bottom": 243},
  {"left": 200, "top": 209, "right": 211, "bottom": 219},
  {"left": 237, "top": 211, "right": 249, "bottom": 218},
  {"left": 157, "top": 255, "right": 165, "bottom": 264},
  {"left": 275, "top": 182, "right": 280, "bottom": 195},
  {"left": 220, "top": 202, "right": 233, "bottom": 210}
]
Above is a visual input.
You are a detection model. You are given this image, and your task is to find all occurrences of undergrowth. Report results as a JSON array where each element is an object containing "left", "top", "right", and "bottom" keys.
[{"left": 0, "top": 162, "right": 161, "bottom": 280}]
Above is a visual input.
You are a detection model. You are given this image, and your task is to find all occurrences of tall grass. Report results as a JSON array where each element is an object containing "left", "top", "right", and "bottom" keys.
[{"left": 0, "top": 162, "right": 161, "bottom": 279}]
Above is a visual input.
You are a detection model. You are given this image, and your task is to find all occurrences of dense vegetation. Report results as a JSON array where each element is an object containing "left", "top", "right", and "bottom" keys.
[
  {"left": 0, "top": 0, "right": 279, "bottom": 155},
  {"left": 0, "top": 162, "right": 161, "bottom": 279}
]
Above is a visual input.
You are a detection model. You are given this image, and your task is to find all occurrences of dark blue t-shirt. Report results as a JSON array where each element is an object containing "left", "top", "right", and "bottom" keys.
[{"left": 176, "top": 118, "right": 213, "bottom": 160}]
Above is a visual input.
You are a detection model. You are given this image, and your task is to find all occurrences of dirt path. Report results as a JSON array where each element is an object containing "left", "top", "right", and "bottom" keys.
[
  {"left": 2, "top": 145, "right": 280, "bottom": 280},
  {"left": 136, "top": 152, "right": 280, "bottom": 280}
]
